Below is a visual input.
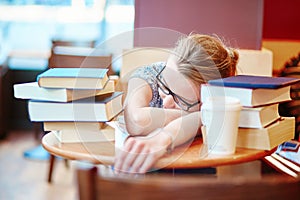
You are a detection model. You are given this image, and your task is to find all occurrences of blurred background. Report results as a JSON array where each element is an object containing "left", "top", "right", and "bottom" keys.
[
  {"left": 0, "top": 0, "right": 299, "bottom": 199},
  {"left": 0, "top": 0, "right": 134, "bottom": 132}
]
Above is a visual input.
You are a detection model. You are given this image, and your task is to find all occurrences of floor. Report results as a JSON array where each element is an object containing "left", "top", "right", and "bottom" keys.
[{"left": 0, "top": 130, "right": 77, "bottom": 200}]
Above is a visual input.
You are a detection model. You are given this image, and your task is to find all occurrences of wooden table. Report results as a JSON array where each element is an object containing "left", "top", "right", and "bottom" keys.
[{"left": 42, "top": 130, "right": 275, "bottom": 176}]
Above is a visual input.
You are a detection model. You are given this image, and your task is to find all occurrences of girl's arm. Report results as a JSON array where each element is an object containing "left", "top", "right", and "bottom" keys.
[
  {"left": 124, "top": 77, "right": 187, "bottom": 136},
  {"left": 114, "top": 111, "right": 202, "bottom": 174},
  {"left": 160, "top": 111, "right": 202, "bottom": 149}
]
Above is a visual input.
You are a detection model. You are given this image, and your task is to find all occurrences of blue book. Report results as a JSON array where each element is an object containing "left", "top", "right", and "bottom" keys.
[
  {"left": 276, "top": 140, "right": 300, "bottom": 165},
  {"left": 208, "top": 75, "right": 300, "bottom": 89},
  {"left": 37, "top": 68, "right": 109, "bottom": 89}
]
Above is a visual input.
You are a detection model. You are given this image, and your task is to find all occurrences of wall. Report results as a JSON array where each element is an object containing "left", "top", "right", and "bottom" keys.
[
  {"left": 262, "top": 40, "right": 300, "bottom": 73},
  {"left": 262, "top": 0, "right": 300, "bottom": 73},
  {"left": 134, "top": 0, "right": 264, "bottom": 50},
  {"left": 263, "top": 0, "right": 300, "bottom": 40}
]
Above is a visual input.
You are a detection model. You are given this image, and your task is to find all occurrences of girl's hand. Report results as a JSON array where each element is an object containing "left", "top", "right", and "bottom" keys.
[{"left": 114, "top": 131, "right": 171, "bottom": 174}]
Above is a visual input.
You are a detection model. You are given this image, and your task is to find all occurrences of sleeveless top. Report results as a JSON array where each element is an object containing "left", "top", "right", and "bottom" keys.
[{"left": 129, "top": 62, "right": 165, "bottom": 108}]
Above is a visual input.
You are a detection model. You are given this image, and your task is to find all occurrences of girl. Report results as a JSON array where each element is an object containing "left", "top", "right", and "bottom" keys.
[{"left": 114, "top": 33, "right": 239, "bottom": 174}]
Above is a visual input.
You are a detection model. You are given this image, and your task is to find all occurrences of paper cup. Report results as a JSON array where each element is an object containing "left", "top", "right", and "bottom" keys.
[{"left": 201, "top": 96, "right": 242, "bottom": 155}]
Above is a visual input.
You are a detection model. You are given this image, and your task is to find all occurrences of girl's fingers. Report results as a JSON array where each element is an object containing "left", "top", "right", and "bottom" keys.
[
  {"left": 138, "top": 148, "right": 165, "bottom": 173},
  {"left": 129, "top": 148, "right": 150, "bottom": 173},
  {"left": 114, "top": 136, "right": 167, "bottom": 174},
  {"left": 114, "top": 138, "right": 136, "bottom": 173},
  {"left": 120, "top": 140, "right": 145, "bottom": 173}
]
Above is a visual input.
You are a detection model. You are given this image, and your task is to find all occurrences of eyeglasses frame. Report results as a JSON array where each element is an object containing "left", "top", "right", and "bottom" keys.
[{"left": 156, "top": 65, "right": 201, "bottom": 111}]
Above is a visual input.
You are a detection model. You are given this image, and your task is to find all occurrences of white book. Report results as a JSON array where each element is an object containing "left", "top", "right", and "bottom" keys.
[
  {"left": 239, "top": 104, "right": 280, "bottom": 128},
  {"left": 28, "top": 92, "right": 123, "bottom": 122},
  {"left": 14, "top": 80, "right": 115, "bottom": 102},
  {"left": 201, "top": 84, "right": 291, "bottom": 107},
  {"left": 53, "top": 126, "right": 115, "bottom": 143}
]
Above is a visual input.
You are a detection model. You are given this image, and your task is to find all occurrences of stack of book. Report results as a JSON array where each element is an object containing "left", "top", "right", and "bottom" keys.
[
  {"left": 14, "top": 68, "right": 123, "bottom": 143},
  {"left": 201, "top": 75, "right": 300, "bottom": 150}
]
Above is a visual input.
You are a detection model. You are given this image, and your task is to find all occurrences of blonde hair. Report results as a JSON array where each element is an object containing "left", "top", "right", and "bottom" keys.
[{"left": 172, "top": 33, "right": 239, "bottom": 84}]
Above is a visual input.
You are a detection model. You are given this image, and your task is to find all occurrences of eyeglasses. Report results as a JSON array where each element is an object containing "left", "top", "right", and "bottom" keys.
[{"left": 156, "top": 65, "right": 201, "bottom": 111}]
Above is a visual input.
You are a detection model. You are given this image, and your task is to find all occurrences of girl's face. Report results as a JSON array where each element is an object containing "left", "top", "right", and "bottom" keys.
[{"left": 157, "top": 56, "right": 201, "bottom": 112}]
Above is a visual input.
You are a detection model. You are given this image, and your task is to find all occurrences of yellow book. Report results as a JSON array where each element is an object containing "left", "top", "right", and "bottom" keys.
[
  {"left": 43, "top": 121, "right": 106, "bottom": 131},
  {"left": 236, "top": 117, "right": 295, "bottom": 150},
  {"left": 53, "top": 126, "right": 115, "bottom": 143}
]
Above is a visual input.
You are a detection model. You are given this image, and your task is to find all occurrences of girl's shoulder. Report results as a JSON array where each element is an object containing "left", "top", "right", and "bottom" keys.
[
  {"left": 131, "top": 62, "right": 165, "bottom": 80},
  {"left": 129, "top": 62, "right": 164, "bottom": 108}
]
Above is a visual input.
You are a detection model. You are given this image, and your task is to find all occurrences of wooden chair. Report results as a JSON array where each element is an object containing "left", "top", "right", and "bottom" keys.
[
  {"left": 76, "top": 165, "right": 300, "bottom": 200},
  {"left": 48, "top": 46, "right": 114, "bottom": 75},
  {"left": 51, "top": 39, "right": 96, "bottom": 48}
]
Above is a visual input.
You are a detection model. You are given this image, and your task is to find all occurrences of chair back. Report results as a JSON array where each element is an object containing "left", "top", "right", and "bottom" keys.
[
  {"left": 117, "top": 47, "right": 170, "bottom": 95},
  {"left": 48, "top": 46, "right": 114, "bottom": 75},
  {"left": 77, "top": 165, "right": 300, "bottom": 200},
  {"left": 120, "top": 47, "right": 170, "bottom": 78},
  {"left": 51, "top": 39, "right": 96, "bottom": 48}
]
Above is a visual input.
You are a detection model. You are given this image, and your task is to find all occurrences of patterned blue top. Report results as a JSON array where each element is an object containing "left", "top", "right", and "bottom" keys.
[{"left": 130, "top": 62, "right": 165, "bottom": 108}]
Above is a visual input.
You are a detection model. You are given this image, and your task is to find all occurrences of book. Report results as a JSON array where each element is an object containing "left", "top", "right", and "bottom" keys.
[
  {"left": 239, "top": 104, "right": 280, "bottom": 128},
  {"left": 13, "top": 80, "right": 115, "bottom": 102},
  {"left": 264, "top": 152, "right": 299, "bottom": 178},
  {"left": 43, "top": 121, "right": 106, "bottom": 131},
  {"left": 28, "top": 92, "right": 123, "bottom": 122},
  {"left": 276, "top": 140, "right": 300, "bottom": 166},
  {"left": 208, "top": 75, "right": 300, "bottom": 89},
  {"left": 52, "top": 126, "right": 115, "bottom": 143},
  {"left": 37, "top": 68, "right": 109, "bottom": 89},
  {"left": 236, "top": 117, "right": 295, "bottom": 150},
  {"left": 201, "top": 84, "right": 292, "bottom": 107}
]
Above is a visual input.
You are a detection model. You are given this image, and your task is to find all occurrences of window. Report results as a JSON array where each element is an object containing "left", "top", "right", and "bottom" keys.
[
  {"left": 0, "top": 0, "right": 135, "bottom": 70},
  {"left": 0, "top": 0, "right": 105, "bottom": 22}
]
